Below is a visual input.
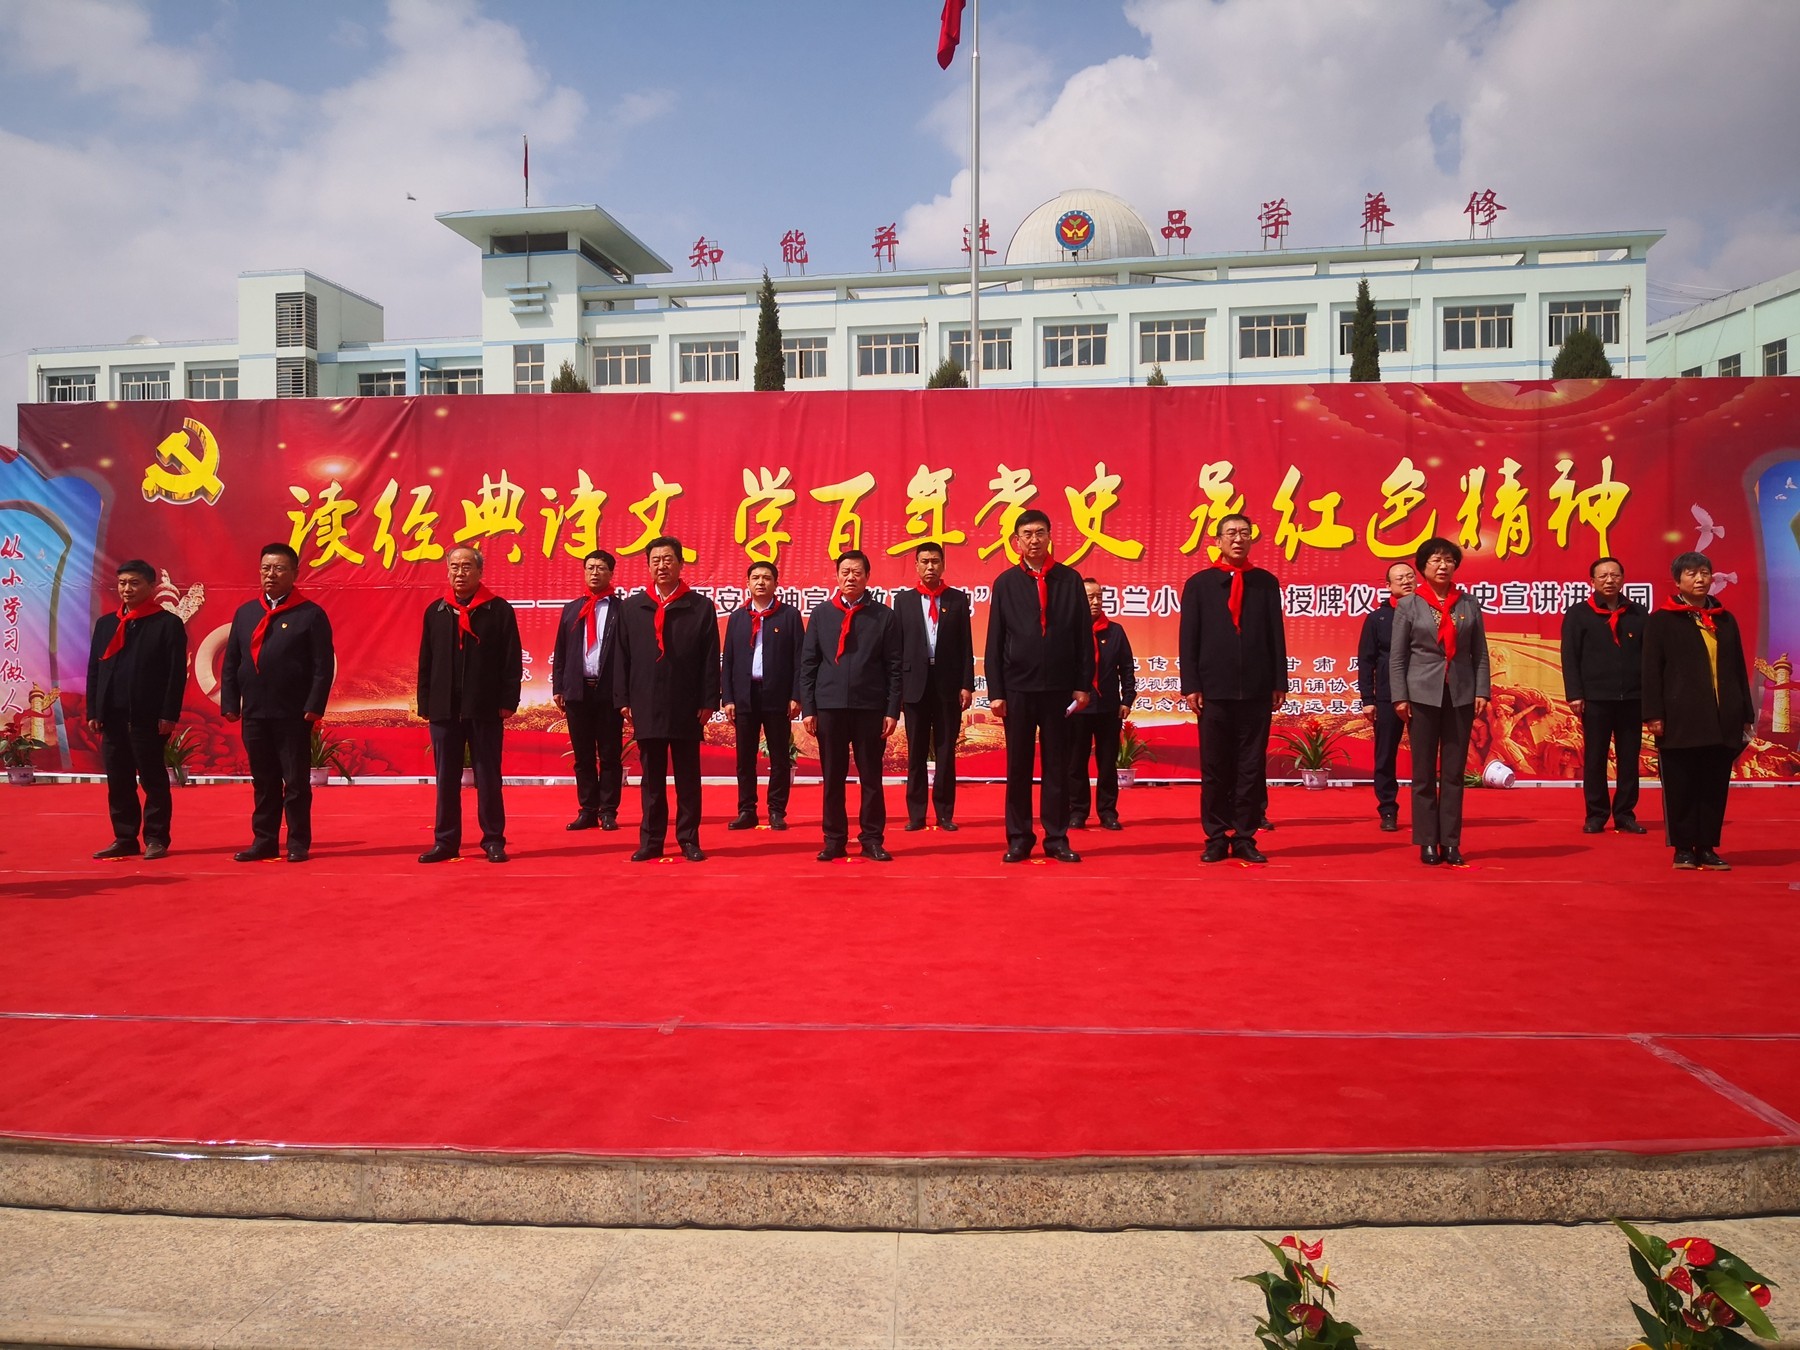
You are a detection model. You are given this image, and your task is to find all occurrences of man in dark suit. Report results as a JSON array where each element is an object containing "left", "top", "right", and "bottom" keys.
[
  {"left": 1356, "top": 560, "right": 1415, "bottom": 832},
  {"left": 895, "top": 543, "right": 974, "bottom": 832},
  {"left": 417, "top": 545, "right": 522, "bottom": 864},
  {"left": 86, "top": 558, "right": 187, "bottom": 860},
  {"left": 985, "top": 509, "right": 1094, "bottom": 864},
  {"left": 551, "top": 549, "right": 624, "bottom": 832},
  {"left": 720, "top": 560, "right": 803, "bottom": 831},
  {"left": 221, "top": 542, "right": 335, "bottom": 862},
  {"left": 1068, "top": 577, "right": 1137, "bottom": 831},
  {"left": 1560, "top": 556, "right": 1650, "bottom": 835},
  {"left": 615, "top": 536, "right": 720, "bottom": 862},
  {"left": 1179, "top": 512, "right": 1288, "bottom": 864},
  {"left": 800, "top": 550, "right": 903, "bottom": 862}
]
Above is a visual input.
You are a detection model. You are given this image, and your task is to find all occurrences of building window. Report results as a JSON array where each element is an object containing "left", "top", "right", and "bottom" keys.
[
  {"left": 1239, "top": 313, "right": 1307, "bottom": 359},
  {"left": 1547, "top": 298, "right": 1621, "bottom": 347},
  {"left": 678, "top": 339, "right": 740, "bottom": 384},
  {"left": 118, "top": 370, "right": 171, "bottom": 401},
  {"left": 595, "top": 344, "right": 651, "bottom": 387},
  {"left": 857, "top": 331, "right": 921, "bottom": 376},
  {"left": 513, "top": 344, "right": 545, "bottom": 393},
  {"left": 42, "top": 373, "right": 95, "bottom": 402},
  {"left": 186, "top": 367, "right": 238, "bottom": 399},
  {"left": 782, "top": 337, "right": 828, "bottom": 381},
  {"left": 1043, "top": 323, "right": 1108, "bottom": 368},
  {"left": 275, "top": 357, "right": 317, "bottom": 398},
  {"left": 1766, "top": 339, "right": 1789, "bottom": 377},
  {"left": 1140, "top": 318, "right": 1206, "bottom": 364},
  {"left": 421, "top": 368, "right": 482, "bottom": 395},
  {"left": 275, "top": 292, "right": 317, "bottom": 349},
  {"left": 1718, "top": 354, "right": 1741, "bottom": 378},
  {"left": 357, "top": 371, "right": 407, "bottom": 397},
  {"left": 1680, "top": 366, "right": 1703, "bottom": 378},
  {"left": 1442, "top": 304, "right": 1514, "bottom": 351},
  {"left": 947, "top": 327, "right": 1013, "bottom": 373},
  {"left": 1337, "top": 310, "right": 1408, "bottom": 355}
]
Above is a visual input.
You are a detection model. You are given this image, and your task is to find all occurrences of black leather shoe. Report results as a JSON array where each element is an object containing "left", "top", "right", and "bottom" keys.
[
  {"left": 1420, "top": 845, "right": 1441, "bottom": 866},
  {"left": 817, "top": 846, "right": 848, "bottom": 862},
  {"left": 1045, "top": 843, "right": 1082, "bottom": 863},
  {"left": 286, "top": 847, "right": 310, "bottom": 863},
  {"left": 769, "top": 814, "right": 788, "bottom": 831},
  {"left": 1201, "top": 841, "right": 1230, "bottom": 864},
  {"left": 936, "top": 819, "right": 958, "bottom": 832},
  {"left": 234, "top": 846, "right": 279, "bottom": 863},
  {"left": 1696, "top": 849, "right": 1731, "bottom": 871},
  {"left": 862, "top": 843, "right": 893, "bottom": 862},
  {"left": 1258, "top": 816, "right": 1276, "bottom": 832},
  {"left": 598, "top": 814, "right": 619, "bottom": 832},
  {"left": 418, "top": 845, "right": 457, "bottom": 864},
  {"left": 1672, "top": 849, "right": 1698, "bottom": 870},
  {"left": 681, "top": 844, "right": 707, "bottom": 862},
  {"left": 142, "top": 842, "right": 169, "bottom": 860},
  {"left": 1582, "top": 819, "right": 1607, "bottom": 834},
  {"left": 1100, "top": 817, "right": 1123, "bottom": 831},
  {"left": 1441, "top": 846, "right": 1466, "bottom": 867},
  {"left": 1070, "top": 815, "right": 1089, "bottom": 830},
  {"left": 726, "top": 813, "right": 757, "bottom": 831},
  {"left": 566, "top": 814, "right": 598, "bottom": 831},
  {"left": 904, "top": 820, "right": 927, "bottom": 832},
  {"left": 1231, "top": 839, "right": 1268, "bottom": 864},
  {"left": 1614, "top": 819, "right": 1648, "bottom": 834},
  {"left": 1002, "top": 847, "right": 1031, "bottom": 863},
  {"left": 1378, "top": 813, "right": 1399, "bottom": 833},
  {"left": 484, "top": 843, "right": 509, "bottom": 863},
  {"left": 630, "top": 846, "right": 661, "bottom": 862},
  {"left": 92, "top": 839, "right": 140, "bottom": 860}
]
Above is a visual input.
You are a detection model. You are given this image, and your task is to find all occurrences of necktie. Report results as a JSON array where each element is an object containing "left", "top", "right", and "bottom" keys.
[{"left": 250, "top": 591, "right": 304, "bottom": 670}]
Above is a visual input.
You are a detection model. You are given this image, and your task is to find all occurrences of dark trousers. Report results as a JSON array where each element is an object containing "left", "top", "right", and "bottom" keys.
[
  {"left": 1408, "top": 700, "right": 1474, "bottom": 847},
  {"left": 101, "top": 719, "right": 171, "bottom": 846},
  {"left": 638, "top": 736, "right": 701, "bottom": 850},
  {"left": 733, "top": 683, "right": 793, "bottom": 817},
  {"left": 1660, "top": 744, "right": 1736, "bottom": 852},
  {"left": 242, "top": 716, "right": 312, "bottom": 850},
  {"left": 565, "top": 688, "right": 624, "bottom": 818},
  {"left": 1371, "top": 700, "right": 1403, "bottom": 816},
  {"left": 1067, "top": 713, "right": 1122, "bottom": 823},
  {"left": 1002, "top": 689, "right": 1073, "bottom": 852},
  {"left": 1199, "top": 697, "right": 1272, "bottom": 843},
  {"left": 903, "top": 684, "right": 962, "bottom": 824},
  {"left": 817, "top": 708, "right": 887, "bottom": 848},
  {"left": 1581, "top": 698, "right": 1643, "bottom": 824},
  {"left": 429, "top": 717, "right": 505, "bottom": 850}
]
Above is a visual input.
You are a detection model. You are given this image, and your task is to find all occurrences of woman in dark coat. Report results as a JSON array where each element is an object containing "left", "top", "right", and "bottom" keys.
[{"left": 1641, "top": 551, "right": 1755, "bottom": 871}]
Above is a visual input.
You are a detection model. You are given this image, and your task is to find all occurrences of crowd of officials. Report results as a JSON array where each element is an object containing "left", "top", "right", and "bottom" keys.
[{"left": 85, "top": 510, "right": 1756, "bottom": 872}]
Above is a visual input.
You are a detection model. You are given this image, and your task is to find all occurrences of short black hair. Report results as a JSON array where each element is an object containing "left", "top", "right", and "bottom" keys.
[
  {"left": 1671, "top": 550, "right": 1712, "bottom": 580},
  {"left": 646, "top": 536, "right": 683, "bottom": 560},
  {"left": 747, "top": 560, "right": 778, "bottom": 581},
  {"left": 1384, "top": 560, "right": 1414, "bottom": 583},
  {"left": 836, "top": 549, "right": 871, "bottom": 575},
  {"left": 915, "top": 542, "right": 946, "bottom": 561},
  {"left": 259, "top": 543, "right": 300, "bottom": 566},
  {"left": 583, "top": 549, "right": 617, "bottom": 569},
  {"left": 117, "top": 559, "right": 156, "bottom": 583},
  {"left": 1013, "top": 508, "right": 1053, "bottom": 535},
  {"left": 447, "top": 544, "right": 484, "bottom": 570},
  {"left": 1218, "top": 512, "right": 1255, "bottom": 535},
  {"left": 1589, "top": 557, "right": 1624, "bottom": 578},
  {"left": 1083, "top": 576, "right": 1102, "bottom": 587},
  {"left": 1415, "top": 536, "right": 1462, "bottom": 571}
]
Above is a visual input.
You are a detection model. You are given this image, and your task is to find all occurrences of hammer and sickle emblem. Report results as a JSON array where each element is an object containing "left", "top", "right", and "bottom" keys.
[{"left": 142, "top": 417, "right": 224, "bottom": 506}]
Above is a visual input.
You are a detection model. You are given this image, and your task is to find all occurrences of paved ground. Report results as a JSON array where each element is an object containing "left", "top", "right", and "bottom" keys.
[{"left": 1, "top": 1207, "right": 1797, "bottom": 1348}]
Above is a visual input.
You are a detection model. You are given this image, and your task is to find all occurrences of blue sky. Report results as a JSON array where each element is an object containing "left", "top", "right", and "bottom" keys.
[{"left": 3, "top": 0, "right": 1798, "bottom": 435}]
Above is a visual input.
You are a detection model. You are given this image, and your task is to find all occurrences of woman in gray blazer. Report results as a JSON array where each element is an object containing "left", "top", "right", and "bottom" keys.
[{"left": 1389, "top": 537, "right": 1491, "bottom": 866}]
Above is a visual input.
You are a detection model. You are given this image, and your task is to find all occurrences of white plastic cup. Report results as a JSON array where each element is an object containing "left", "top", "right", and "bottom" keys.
[{"left": 1482, "top": 760, "right": 1516, "bottom": 789}]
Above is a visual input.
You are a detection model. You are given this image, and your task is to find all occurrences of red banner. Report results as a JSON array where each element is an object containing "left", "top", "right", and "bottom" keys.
[{"left": 6, "top": 382, "right": 1799, "bottom": 782}]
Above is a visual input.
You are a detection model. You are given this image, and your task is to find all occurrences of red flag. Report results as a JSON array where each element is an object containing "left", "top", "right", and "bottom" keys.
[{"left": 937, "top": 0, "right": 965, "bottom": 69}]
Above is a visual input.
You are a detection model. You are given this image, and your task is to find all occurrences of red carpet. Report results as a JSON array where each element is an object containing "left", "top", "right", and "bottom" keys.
[{"left": 2, "top": 781, "right": 1798, "bottom": 1157}]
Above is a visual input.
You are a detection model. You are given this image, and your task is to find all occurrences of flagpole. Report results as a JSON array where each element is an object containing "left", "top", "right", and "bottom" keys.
[{"left": 968, "top": 0, "right": 980, "bottom": 390}]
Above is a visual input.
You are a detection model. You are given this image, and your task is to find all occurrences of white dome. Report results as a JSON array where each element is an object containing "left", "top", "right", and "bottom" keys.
[{"left": 1004, "top": 189, "right": 1156, "bottom": 266}]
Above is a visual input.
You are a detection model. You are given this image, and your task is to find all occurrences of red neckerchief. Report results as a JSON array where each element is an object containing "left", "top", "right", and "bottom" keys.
[
  {"left": 446, "top": 585, "right": 496, "bottom": 649},
  {"left": 101, "top": 598, "right": 162, "bottom": 660},
  {"left": 1019, "top": 561, "right": 1049, "bottom": 634},
  {"left": 1384, "top": 596, "right": 1398, "bottom": 609},
  {"left": 579, "top": 586, "right": 614, "bottom": 649},
  {"left": 1092, "top": 617, "right": 1108, "bottom": 692},
  {"left": 916, "top": 580, "right": 946, "bottom": 624},
  {"left": 1417, "top": 586, "right": 1465, "bottom": 662},
  {"left": 746, "top": 599, "right": 775, "bottom": 647},
  {"left": 1661, "top": 594, "right": 1723, "bottom": 634},
  {"left": 1587, "top": 594, "right": 1626, "bottom": 644},
  {"left": 652, "top": 581, "right": 690, "bottom": 656},
  {"left": 1211, "top": 558, "right": 1248, "bottom": 630},
  {"left": 251, "top": 591, "right": 304, "bottom": 670},
  {"left": 832, "top": 592, "right": 864, "bottom": 659}
]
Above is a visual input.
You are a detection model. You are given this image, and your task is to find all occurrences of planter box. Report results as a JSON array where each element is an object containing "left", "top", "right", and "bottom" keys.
[{"left": 5, "top": 765, "right": 37, "bottom": 786}]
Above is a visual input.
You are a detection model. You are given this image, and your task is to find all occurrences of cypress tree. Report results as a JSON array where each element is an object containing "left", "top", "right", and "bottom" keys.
[
  {"left": 550, "top": 359, "right": 589, "bottom": 392},
  {"left": 1551, "top": 327, "right": 1614, "bottom": 378},
  {"left": 926, "top": 358, "right": 968, "bottom": 389},
  {"left": 1349, "top": 278, "right": 1380, "bottom": 382},
  {"left": 1144, "top": 364, "right": 1169, "bottom": 387},
  {"left": 753, "top": 269, "right": 785, "bottom": 390}
]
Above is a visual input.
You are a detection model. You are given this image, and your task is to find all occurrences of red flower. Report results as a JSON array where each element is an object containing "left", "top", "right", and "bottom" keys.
[
  {"left": 1666, "top": 1266, "right": 1695, "bottom": 1294},
  {"left": 1695, "top": 1291, "right": 1738, "bottom": 1326},
  {"left": 1280, "top": 1235, "right": 1325, "bottom": 1262},
  {"left": 1750, "top": 1282, "right": 1772, "bottom": 1308},
  {"left": 1682, "top": 1310, "right": 1708, "bottom": 1331},
  {"left": 1669, "top": 1237, "right": 1717, "bottom": 1266},
  {"left": 1288, "top": 1303, "right": 1326, "bottom": 1335}
]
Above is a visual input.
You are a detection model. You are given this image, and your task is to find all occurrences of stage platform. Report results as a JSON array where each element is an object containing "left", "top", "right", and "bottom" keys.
[{"left": 2, "top": 780, "right": 1797, "bottom": 1231}]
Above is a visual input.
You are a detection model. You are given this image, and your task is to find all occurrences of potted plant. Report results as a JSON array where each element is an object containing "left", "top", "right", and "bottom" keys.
[
  {"left": 1240, "top": 1234, "right": 1362, "bottom": 1348},
  {"left": 309, "top": 723, "right": 355, "bottom": 786},
  {"left": 163, "top": 727, "right": 200, "bottom": 786},
  {"left": 1272, "top": 716, "right": 1349, "bottom": 789},
  {"left": 1116, "top": 719, "right": 1155, "bottom": 787},
  {"left": 1616, "top": 1220, "right": 1779, "bottom": 1348},
  {"left": 2, "top": 716, "right": 48, "bottom": 785}
]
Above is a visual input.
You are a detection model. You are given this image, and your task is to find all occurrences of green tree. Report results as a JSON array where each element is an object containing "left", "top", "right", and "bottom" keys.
[
  {"left": 926, "top": 357, "right": 968, "bottom": 389},
  {"left": 753, "top": 269, "right": 785, "bottom": 390},
  {"left": 1144, "top": 364, "right": 1169, "bottom": 387},
  {"left": 549, "top": 359, "right": 589, "bottom": 392},
  {"left": 1348, "top": 278, "right": 1381, "bottom": 382},
  {"left": 1551, "top": 326, "right": 1614, "bottom": 378}
]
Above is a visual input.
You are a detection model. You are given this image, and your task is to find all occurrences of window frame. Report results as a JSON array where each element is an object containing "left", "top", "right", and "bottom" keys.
[
  {"left": 185, "top": 367, "right": 238, "bottom": 400},
  {"left": 856, "top": 331, "right": 922, "bottom": 377},
  {"left": 947, "top": 327, "right": 1013, "bottom": 373},
  {"left": 356, "top": 370, "right": 407, "bottom": 397},
  {"left": 275, "top": 292, "right": 318, "bottom": 349},
  {"left": 782, "top": 336, "right": 829, "bottom": 381},
  {"left": 1766, "top": 339, "right": 1789, "bottom": 377},
  {"left": 275, "top": 356, "right": 317, "bottom": 398},
  {"left": 1237, "top": 312, "right": 1308, "bottom": 360},
  {"left": 594, "top": 344, "right": 652, "bottom": 388},
  {"left": 1139, "top": 317, "right": 1206, "bottom": 364},
  {"left": 421, "top": 367, "right": 482, "bottom": 395},
  {"left": 1042, "top": 322, "right": 1109, "bottom": 369},
  {"left": 117, "top": 369, "right": 172, "bottom": 401},
  {"left": 513, "top": 343, "right": 546, "bottom": 393},
  {"left": 1718, "top": 354, "right": 1742, "bottom": 378},
  {"left": 1442, "top": 303, "right": 1515, "bottom": 352},
  {"left": 1546, "top": 298, "right": 1622, "bottom": 347},
  {"left": 42, "top": 372, "right": 96, "bottom": 403},
  {"left": 677, "top": 339, "right": 740, "bottom": 384},
  {"left": 1336, "top": 309, "right": 1408, "bottom": 356}
]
